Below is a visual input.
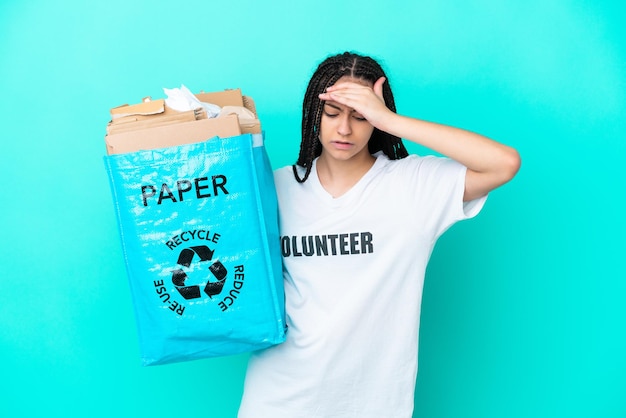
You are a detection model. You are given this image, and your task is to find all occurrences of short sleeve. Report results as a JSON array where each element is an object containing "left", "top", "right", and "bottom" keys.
[{"left": 397, "top": 155, "right": 487, "bottom": 239}]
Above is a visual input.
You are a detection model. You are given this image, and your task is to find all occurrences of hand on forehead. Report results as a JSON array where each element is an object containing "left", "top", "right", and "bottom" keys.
[{"left": 329, "top": 76, "right": 373, "bottom": 89}]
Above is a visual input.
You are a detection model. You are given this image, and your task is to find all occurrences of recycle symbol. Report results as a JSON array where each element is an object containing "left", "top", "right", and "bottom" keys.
[{"left": 171, "top": 245, "right": 227, "bottom": 300}]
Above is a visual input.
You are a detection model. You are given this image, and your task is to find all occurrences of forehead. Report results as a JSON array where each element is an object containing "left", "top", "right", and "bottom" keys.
[{"left": 334, "top": 75, "right": 373, "bottom": 87}]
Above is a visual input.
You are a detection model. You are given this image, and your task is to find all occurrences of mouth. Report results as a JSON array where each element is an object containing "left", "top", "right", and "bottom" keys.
[{"left": 330, "top": 140, "right": 353, "bottom": 149}]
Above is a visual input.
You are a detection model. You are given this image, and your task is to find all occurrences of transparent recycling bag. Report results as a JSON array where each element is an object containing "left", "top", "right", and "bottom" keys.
[{"left": 104, "top": 133, "right": 286, "bottom": 366}]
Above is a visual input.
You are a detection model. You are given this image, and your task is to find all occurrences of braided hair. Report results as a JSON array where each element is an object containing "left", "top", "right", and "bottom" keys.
[{"left": 293, "top": 51, "right": 409, "bottom": 182}]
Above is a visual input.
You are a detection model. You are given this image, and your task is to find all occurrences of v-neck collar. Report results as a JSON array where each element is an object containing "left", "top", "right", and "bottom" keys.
[{"left": 309, "top": 153, "right": 387, "bottom": 207}]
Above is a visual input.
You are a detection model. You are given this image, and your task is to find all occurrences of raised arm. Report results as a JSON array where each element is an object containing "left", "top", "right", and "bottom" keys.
[{"left": 320, "top": 77, "right": 521, "bottom": 201}]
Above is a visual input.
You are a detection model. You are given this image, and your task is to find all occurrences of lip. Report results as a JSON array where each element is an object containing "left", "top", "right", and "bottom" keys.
[{"left": 330, "top": 140, "right": 353, "bottom": 150}]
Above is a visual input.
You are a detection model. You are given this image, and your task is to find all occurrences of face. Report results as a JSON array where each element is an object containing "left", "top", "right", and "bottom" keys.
[{"left": 318, "top": 77, "right": 375, "bottom": 164}]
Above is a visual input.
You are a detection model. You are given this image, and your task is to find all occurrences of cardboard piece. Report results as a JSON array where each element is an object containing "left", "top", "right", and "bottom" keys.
[
  {"left": 105, "top": 88, "right": 261, "bottom": 155},
  {"left": 107, "top": 108, "right": 207, "bottom": 136},
  {"left": 110, "top": 98, "right": 165, "bottom": 119}
]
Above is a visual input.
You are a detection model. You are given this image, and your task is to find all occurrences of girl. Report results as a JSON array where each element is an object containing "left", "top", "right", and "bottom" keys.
[{"left": 238, "top": 51, "right": 520, "bottom": 418}]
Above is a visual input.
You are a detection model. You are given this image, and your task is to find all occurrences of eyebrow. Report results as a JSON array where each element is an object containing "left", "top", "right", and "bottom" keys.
[{"left": 324, "top": 102, "right": 359, "bottom": 114}]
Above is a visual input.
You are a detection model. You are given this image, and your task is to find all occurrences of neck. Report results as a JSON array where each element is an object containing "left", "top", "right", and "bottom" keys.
[{"left": 316, "top": 152, "right": 376, "bottom": 198}]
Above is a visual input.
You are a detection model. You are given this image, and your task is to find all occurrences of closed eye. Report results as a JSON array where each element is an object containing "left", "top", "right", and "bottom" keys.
[{"left": 323, "top": 103, "right": 366, "bottom": 121}]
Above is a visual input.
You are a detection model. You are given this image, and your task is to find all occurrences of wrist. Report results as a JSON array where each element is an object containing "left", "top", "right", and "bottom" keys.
[{"left": 372, "top": 109, "right": 399, "bottom": 133}]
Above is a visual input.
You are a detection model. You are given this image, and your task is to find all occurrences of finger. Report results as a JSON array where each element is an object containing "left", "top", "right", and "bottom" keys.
[
  {"left": 325, "top": 80, "right": 370, "bottom": 92},
  {"left": 373, "top": 77, "right": 386, "bottom": 102},
  {"left": 320, "top": 90, "right": 360, "bottom": 103},
  {"left": 317, "top": 91, "right": 349, "bottom": 104},
  {"left": 318, "top": 88, "right": 362, "bottom": 102}
]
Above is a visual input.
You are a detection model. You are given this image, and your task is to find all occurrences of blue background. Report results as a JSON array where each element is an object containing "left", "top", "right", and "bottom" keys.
[{"left": 1, "top": 1, "right": 624, "bottom": 417}]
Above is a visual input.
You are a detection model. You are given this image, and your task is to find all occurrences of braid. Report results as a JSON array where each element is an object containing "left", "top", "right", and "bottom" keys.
[
  {"left": 294, "top": 52, "right": 408, "bottom": 182},
  {"left": 294, "top": 56, "right": 344, "bottom": 182}
]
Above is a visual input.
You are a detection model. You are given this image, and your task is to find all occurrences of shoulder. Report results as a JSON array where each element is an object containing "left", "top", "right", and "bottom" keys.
[
  {"left": 273, "top": 163, "right": 305, "bottom": 179},
  {"left": 273, "top": 165, "right": 303, "bottom": 193},
  {"left": 375, "top": 154, "right": 467, "bottom": 197},
  {"left": 273, "top": 165, "right": 294, "bottom": 182},
  {"left": 377, "top": 153, "right": 460, "bottom": 175}
]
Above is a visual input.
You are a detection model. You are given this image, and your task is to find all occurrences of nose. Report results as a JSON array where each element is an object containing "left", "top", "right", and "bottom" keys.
[{"left": 337, "top": 114, "right": 352, "bottom": 136}]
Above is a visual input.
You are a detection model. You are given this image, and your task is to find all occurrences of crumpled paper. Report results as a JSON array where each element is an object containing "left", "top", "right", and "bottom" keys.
[{"left": 163, "top": 84, "right": 221, "bottom": 118}]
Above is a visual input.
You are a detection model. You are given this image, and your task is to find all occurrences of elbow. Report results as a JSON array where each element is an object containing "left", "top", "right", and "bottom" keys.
[
  {"left": 501, "top": 147, "right": 522, "bottom": 184},
  {"left": 464, "top": 147, "right": 521, "bottom": 201}
]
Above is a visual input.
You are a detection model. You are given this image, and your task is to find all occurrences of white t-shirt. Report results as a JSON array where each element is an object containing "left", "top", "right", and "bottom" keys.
[{"left": 238, "top": 153, "right": 486, "bottom": 418}]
